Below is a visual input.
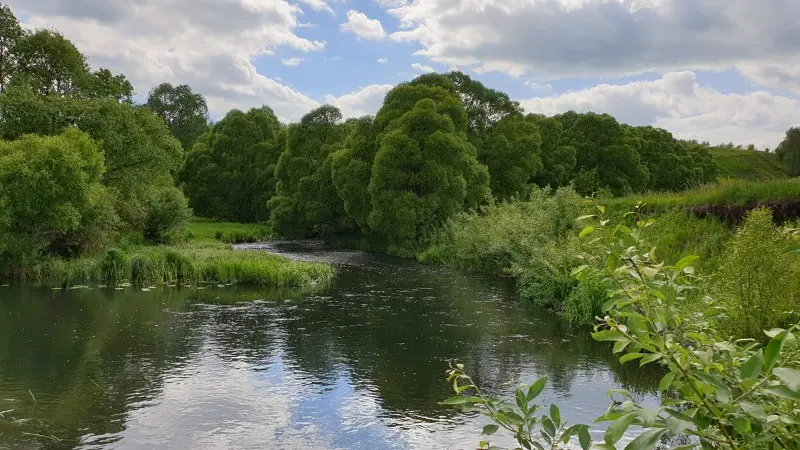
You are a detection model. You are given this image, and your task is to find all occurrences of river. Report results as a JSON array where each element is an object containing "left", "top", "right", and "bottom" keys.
[{"left": 0, "top": 242, "right": 659, "bottom": 449}]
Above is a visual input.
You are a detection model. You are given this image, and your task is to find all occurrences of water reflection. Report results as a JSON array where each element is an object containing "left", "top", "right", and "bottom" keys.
[{"left": 0, "top": 246, "right": 659, "bottom": 449}]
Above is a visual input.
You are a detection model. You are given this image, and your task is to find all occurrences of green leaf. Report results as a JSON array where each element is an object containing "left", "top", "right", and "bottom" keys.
[
  {"left": 542, "top": 416, "right": 556, "bottom": 437},
  {"left": 441, "top": 396, "right": 473, "bottom": 405},
  {"left": 675, "top": 255, "right": 700, "bottom": 272},
  {"left": 765, "top": 385, "right": 800, "bottom": 401},
  {"left": 613, "top": 340, "right": 630, "bottom": 354},
  {"left": 740, "top": 351, "right": 764, "bottom": 380},
  {"left": 605, "top": 412, "right": 637, "bottom": 445},
  {"left": 527, "top": 377, "right": 547, "bottom": 401},
  {"left": 624, "top": 428, "right": 668, "bottom": 450},
  {"left": 666, "top": 416, "right": 691, "bottom": 435},
  {"left": 482, "top": 424, "right": 499, "bottom": 435},
  {"left": 578, "top": 425, "right": 592, "bottom": 450},
  {"left": 576, "top": 214, "right": 597, "bottom": 222},
  {"left": 579, "top": 226, "right": 596, "bottom": 238},
  {"left": 740, "top": 401, "right": 767, "bottom": 420},
  {"left": 592, "top": 329, "right": 629, "bottom": 342},
  {"left": 619, "top": 353, "right": 645, "bottom": 364},
  {"left": 764, "top": 330, "right": 790, "bottom": 374},
  {"left": 773, "top": 367, "right": 800, "bottom": 392},
  {"left": 658, "top": 372, "right": 675, "bottom": 392},
  {"left": 639, "top": 353, "right": 662, "bottom": 366},
  {"left": 550, "top": 404, "right": 561, "bottom": 428}
]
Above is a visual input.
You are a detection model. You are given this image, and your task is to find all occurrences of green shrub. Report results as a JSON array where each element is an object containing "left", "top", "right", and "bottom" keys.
[
  {"left": 562, "top": 274, "right": 611, "bottom": 326},
  {"left": 143, "top": 186, "right": 192, "bottom": 244},
  {"left": 713, "top": 208, "right": 800, "bottom": 339}
]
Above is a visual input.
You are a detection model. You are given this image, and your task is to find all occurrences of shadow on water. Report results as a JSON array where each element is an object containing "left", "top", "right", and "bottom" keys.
[{"left": 0, "top": 242, "right": 661, "bottom": 449}]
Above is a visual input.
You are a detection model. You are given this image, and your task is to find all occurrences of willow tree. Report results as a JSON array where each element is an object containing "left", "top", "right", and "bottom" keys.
[
  {"left": 368, "top": 91, "right": 490, "bottom": 250},
  {"left": 180, "top": 107, "right": 283, "bottom": 222},
  {"left": 270, "top": 105, "right": 349, "bottom": 237},
  {"left": 331, "top": 116, "right": 378, "bottom": 231},
  {"left": 481, "top": 115, "right": 543, "bottom": 200}
]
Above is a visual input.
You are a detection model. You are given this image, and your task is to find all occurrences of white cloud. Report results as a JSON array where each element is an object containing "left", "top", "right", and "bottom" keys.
[
  {"left": 411, "top": 62, "right": 434, "bottom": 73},
  {"left": 281, "top": 57, "right": 304, "bottom": 67},
  {"left": 298, "top": 0, "right": 335, "bottom": 16},
  {"left": 524, "top": 81, "right": 553, "bottom": 91},
  {"left": 377, "top": 57, "right": 388, "bottom": 64},
  {"left": 325, "top": 84, "right": 394, "bottom": 118},
  {"left": 339, "top": 10, "right": 386, "bottom": 40},
  {"left": 10, "top": 0, "right": 324, "bottom": 121},
  {"left": 384, "top": 0, "right": 800, "bottom": 82},
  {"left": 520, "top": 71, "right": 800, "bottom": 149},
  {"left": 738, "top": 63, "right": 800, "bottom": 93}
]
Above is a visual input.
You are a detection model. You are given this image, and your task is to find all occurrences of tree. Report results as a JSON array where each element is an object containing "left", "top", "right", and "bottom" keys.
[
  {"left": 86, "top": 68, "right": 133, "bottom": 102},
  {"left": 0, "top": 128, "right": 107, "bottom": 269},
  {"left": 13, "top": 29, "right": 90, "bottom": 96},
  {"left": 777, "top": 126, "right": 800, "bottom": 176},
  {"left": 527, "top": 114, "right": 577, "bottom": 189},
  {"left": 180, "top": 107, "right": 284, "bottom": 222},
  {"left": 270, "top": 105, "right": 349, "bottom": 237},
  {"left": 146, "top": 82, "right": 209, "bottom": 150},
  {"left": 368, "top": 95, "right": 490, "bottom": 250},
  {"left": 331, "top": 116, "right": 379, "bottom": 231},
  {"left": 481, "top": 115, "right": 542, "bottom": 200},
  {"left": 0, "top": 4, "right": 22, "bottom": 93},
  {"left": 445, "top": 71, "right": 523, "bottom": 139}
]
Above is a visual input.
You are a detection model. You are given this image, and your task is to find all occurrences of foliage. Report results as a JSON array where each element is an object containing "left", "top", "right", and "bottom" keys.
[
  {"left": 713, "top": 208, "right": 800, "bottom": 339},
  {"left": 448, "top": 206, "right": 800, "bottom": 449},
  {"left": 445, "top": 71, "right": 523, "bottom": 139},
  {"left": 0, "top": 129, "right": 107, "bottom": 271},
  {"left": 12, "top": 29, "right": 90, "bottom": 96},
  {"left": 146, "top": 82, "right": 209, "bottom": 150},
  {"left": 331, "top": 116, "right": 379, "bottom": 231},
  {"left": 528, "top": 114, "right": 577, "bottom": 190},
  {"left": 186, "top": 219, "right": 273, "bottom": 244},
  {"left": 0, "top": 3, "right": 23, "bottom": 93},
  {"left": 270, "top": 105, "right": 349, "bottom": 238},
  {"left": 369, "top": 93, "right": 490, "bottom": 251},
  {"left": 180, "top": 106, "right": 283, "bottom": 222},
  {"left": 143, "top": 186, "right": 192, "bottom": 244},
  {"left": 776, "top": 127, "right": 800, "bottom": 177},
  {"left": 481, "top": 114, "right": 543, "bottom": 201},
  {"left": 706, "top": 145, "right": 785, "bottom": 181}
]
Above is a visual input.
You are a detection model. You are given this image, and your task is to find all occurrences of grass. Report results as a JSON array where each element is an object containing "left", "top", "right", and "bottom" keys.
[
  {"left": 17, "top": 241, "right": 333, "bottom": 289},
  {"left": 710, "top": 147, "right": 787, "bottom": 181},
  {"left": 187, "top": 218, "right": 273, "bottom": 244},
  {"left": 607, "top": 178, "right": 800, "bottom": 213}
]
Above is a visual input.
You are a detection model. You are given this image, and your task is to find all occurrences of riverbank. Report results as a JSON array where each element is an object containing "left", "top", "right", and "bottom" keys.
[{"left": 3, "top": 220, "right": 332, "bottom": 289}]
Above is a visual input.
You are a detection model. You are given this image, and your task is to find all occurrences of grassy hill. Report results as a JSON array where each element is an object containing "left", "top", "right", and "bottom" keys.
[{"left": 709, "top": 147, "right": 787, "bottom": 180}]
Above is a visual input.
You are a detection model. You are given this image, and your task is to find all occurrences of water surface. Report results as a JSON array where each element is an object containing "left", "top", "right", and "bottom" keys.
[{"left": 0, "top": 243, "right": 658, "bottom": 449}]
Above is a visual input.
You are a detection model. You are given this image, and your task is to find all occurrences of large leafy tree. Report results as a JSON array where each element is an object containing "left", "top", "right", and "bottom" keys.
[
  {"left": 180, "top": 107, "right": 284, "bottom": 222},
  {"left": 331, "top": 116, "right": 379, "bottom": 231},
  {"left": 146, "top": 82, "right": 209, "bottom": 150},
  {"left": 445, "top": 71, "right": 523, "bottom": 139},
  {"left": 777, "top": 126, "right": 800, "bottom": 177},
  {"left": 0, "top": 4, "right": 22, "bottom": 93},
  {"left": 481, "top": 115, "right": 542, "bottom": 200},
  {"left": 527, "top": 114, "right": 577, "bottom": 189},
  {"left": 270, "top": 105, "right": 349, "bottom": 237},
  {"left": 0, "top": 128, "right": 106, "bottom": 269},
  {"left": 13, "top": 29, "right": 90, "bottom": 96},
  {"left": 86, "top": 68, "right": 133, "bottom": 102},
  {"left": 369, "top": 91, "right": 490, "bottom": 250}
]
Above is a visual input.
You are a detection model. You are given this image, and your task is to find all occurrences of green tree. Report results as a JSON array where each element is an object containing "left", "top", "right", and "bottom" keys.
[
  {"left": 369, "top": 96, "right": 490, "bottom": 251},
  {"left": 86, "top": 68, "right": 133, "bottom": 102},
  {"left": 270, "top": 105, "right": 349, "bottom": 237},
  {"left": 146, "top": 82, "right": 209, "bottom": 150},
  {"left": 13, "top": 29, "right": 90, "bottom": 96},
  {"left": 445, "top": 71, "right": 522, "bottom": 139},
  {"left": 180, "top": 107, "right": 284, "bottom": 222},
  {"left": 0, "top": 4, "right": 22, "bottom": 93},
  {"left": 0, "top": 128, "right": 106, "bottom": 270},
  {"left": 528, "top": 114, "right": 577, "bottom": 189},
  {"left": 481, "top": 115, "right": 542, "bottom": 200},
  {"left": 777, "top": 126, "right": 800, "bottom": 176},
  {"left": 331, "top": 116, "right": 378, "bottom": 231}
]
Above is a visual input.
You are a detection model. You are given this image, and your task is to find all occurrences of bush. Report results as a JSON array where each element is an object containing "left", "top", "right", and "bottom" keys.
[
  {"left": 143, "top": 186, "right": 192, "bottom": 244},
  {"left": 713, "top": 208, "right": 800, "bottom": 339},
  {"left": 562, "top": 274, "right": 612, "bottom": 326}
]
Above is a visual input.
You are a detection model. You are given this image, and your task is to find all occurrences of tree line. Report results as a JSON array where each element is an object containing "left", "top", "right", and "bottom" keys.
[{"left": 1, "top": 1, "right": 797, "bottom": 270}]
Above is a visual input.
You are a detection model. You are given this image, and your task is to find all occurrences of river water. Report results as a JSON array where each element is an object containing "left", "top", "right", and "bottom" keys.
[{"left": 0, "top": 242, "right": 659, "bottom": 449}]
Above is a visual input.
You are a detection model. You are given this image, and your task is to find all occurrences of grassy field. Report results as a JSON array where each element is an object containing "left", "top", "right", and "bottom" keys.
[
  {"left": 607, "top": 178, "right": 800, "bottom": 213},
  {"left": 187, "top": 218, "right": 273, "bottom": 243},
  {"left": 710, "top": 147, "right": 787, "bottom": 180}
]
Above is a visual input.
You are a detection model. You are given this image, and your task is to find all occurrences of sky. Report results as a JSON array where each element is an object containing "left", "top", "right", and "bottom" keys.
[{"left": 10, "top": 0, "right": 800, "bottom": 149}]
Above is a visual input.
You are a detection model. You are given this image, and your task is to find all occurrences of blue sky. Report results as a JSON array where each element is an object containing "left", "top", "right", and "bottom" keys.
[{"left": 10, "top": 0, "right": 800, "bottom": 148}]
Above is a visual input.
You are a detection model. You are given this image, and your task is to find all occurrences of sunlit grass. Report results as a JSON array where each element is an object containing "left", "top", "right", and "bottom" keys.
[{"left": 187, "top": 218, "right": 273, "bottom": 243}]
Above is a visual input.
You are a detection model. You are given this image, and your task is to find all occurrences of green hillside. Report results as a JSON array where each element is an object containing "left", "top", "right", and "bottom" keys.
[{"left": 710, "top": 147, "right": 787, "bottom": 180}]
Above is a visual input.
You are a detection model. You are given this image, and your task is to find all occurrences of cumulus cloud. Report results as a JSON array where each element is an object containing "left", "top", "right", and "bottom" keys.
[
  {"left": 524, "top": 81, "right": 553, "bottom": 91},
  {"left": 9, "top": 0, "right": 325, "bottom": 121},
  {"left": 377, "top": 57, "right": 388, "bottom": 64},
  {"left": 384, "top": 0, "right": 800, "bottom": 85},
  {"left": 520, "top": 71, "right": 800, "bottom": 149},
  {"left": 281, "top": 57, "right": 304, "bottom": 67},
  {"left": 339, "top": 10, "right": 386, "bottom": 40},
  {"left": 411, "top": 62, "right": 434, "bottom": 73},
  {"left": 325, "top": 84, "right": 394, "bottom": 118}
]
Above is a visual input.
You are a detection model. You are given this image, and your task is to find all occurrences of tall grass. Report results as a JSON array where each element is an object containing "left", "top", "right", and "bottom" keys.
[
  {"left": 25, "top": 243, "right": 333, "bottom": 289},
  {"left": 187, "top": 219, "right": 273, "bottom": 243}
]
